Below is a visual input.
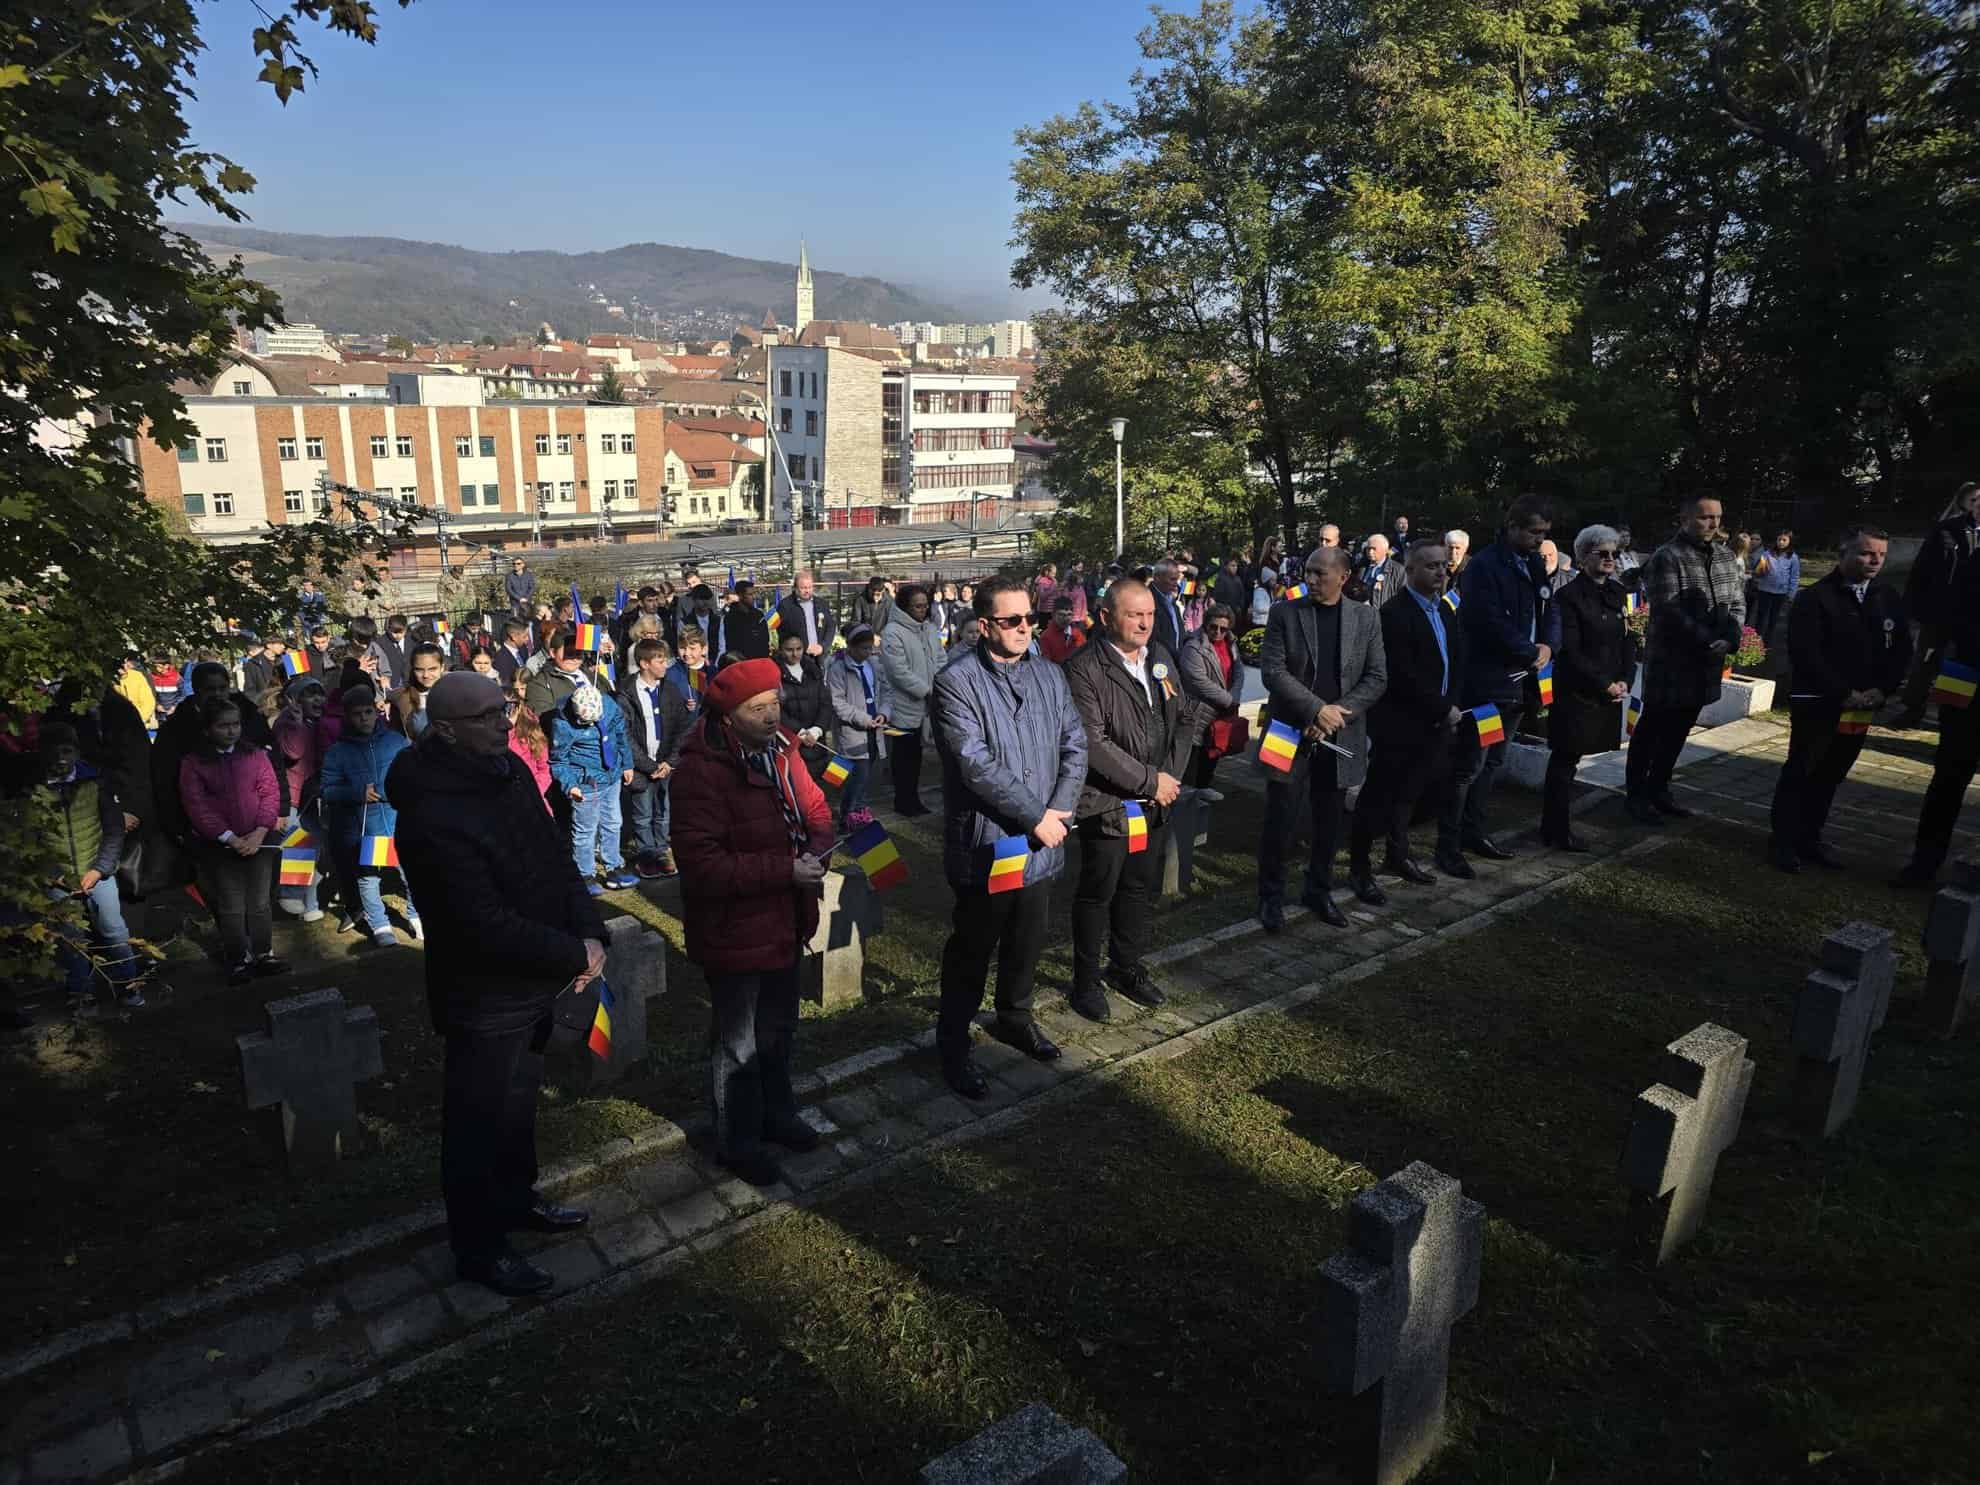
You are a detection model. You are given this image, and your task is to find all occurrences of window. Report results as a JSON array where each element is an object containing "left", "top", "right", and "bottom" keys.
[
  {"left": 479, "top": 436, "right": 496, "bottom": 458},
  {"left": 620, "top": 432, "right": 635, "bottom": 454},
  {"left": 369, "top": 435, "right": 388, "bottom": 458},
  {"left": 623, "top": 478, "right": 637, "bottom": 503},
  {"left": 805, "top": 410, "right": 818, "bottom": 437},
  {"left": 177, "top": 441, "right": 197, "bottom": 463},
  {"left": 482, "top": 483, "right": 499, "bottom": 507},
  {"left": 276, "top": 437, "right": 297, "bottom": 461},
  {"left": 396, "top": 435, "right": 413, "bottom": 458},
  {"left": 809, "top": 456, "right": 819, "bottom": 481},
  {"left": 556, "top": 434, "right": 572, "bottom": 455},
  {"left": 232, "top": 380, "right": 253, "bottom": 396},
  {"left": 283, "top": 489, "right": 304, "bottom": 513},
  {"left": 598, "top": 433, "right": 616, "bottom": 454},
  {"left": 910, "top": 462, "right": 1014, "bottom": 489},
  {"left": 400, "top": 486, "right": 418, "bottom": 499},
  {"left": 455, "top": 436, "right": 473, "bottom": 457},
  {"left": 602, "top": 479, "right": 618, "bottom": 502},
  {"left": 305, "top": 436, "right": 324, "bottom": 459},
  {"left": 779, "top": 370, "right": 792, "bottom": 396},
  {"left": 778, "top": 408, "right": 792, "bottom": 434},
  {"left": 691, "top": 464, "right": 717, "bottom": 480},
  {"left": 806, "top": 372, "right": 818, "bottom": 398},
  {"left": 558, "top": 481, "right": 574, "bottom": 503},
  {"left": 534, "top": 434, "right": 550, "bottom": 455},
  {"left": 913, "top": 426, "right": 1014, "bottom": 452},
  {"left": 212, "top": 492, "right": 234, "bottom": 516},
  {"left": 204, "top": 437, "right": 227, "bottom": 463},
  {"left": 911, "top": 389, "right": 1014, "bottom": 415},
  {"left": 459, "top": 484, "right": 476, "bottom": 508},
  {"left": 182, "top": 493, "right": 205, "bottom": 515},
  {"left": 536, "top": 481, "right": 552, "bottom": 507},
  {"left": 718, "top": 496, "right": 728, "bottom": 514},
  {"left": 787, "top": 451, "right": 804, "bottom": 479}
]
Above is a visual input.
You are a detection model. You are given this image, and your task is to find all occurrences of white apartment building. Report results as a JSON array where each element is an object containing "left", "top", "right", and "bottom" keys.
[{"left": 251, "top": 323, "right": 339, "bottom": 360}]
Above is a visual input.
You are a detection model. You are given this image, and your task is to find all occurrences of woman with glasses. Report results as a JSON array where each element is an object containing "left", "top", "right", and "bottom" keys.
[
  {"left": 1543, "top": 525, "right": 1639, "bottom": 851},
  {"left": 1179, "top": 603, "right": 1247, "bottom": 786}
]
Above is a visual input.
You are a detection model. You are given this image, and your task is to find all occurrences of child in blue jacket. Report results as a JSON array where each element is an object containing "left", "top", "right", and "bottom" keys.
[
  {"left": 319, "top": 686, "right": 420, "bottom": 945},
  {"left": 549, "top": 675, "right": 637, "bottom": 894}
]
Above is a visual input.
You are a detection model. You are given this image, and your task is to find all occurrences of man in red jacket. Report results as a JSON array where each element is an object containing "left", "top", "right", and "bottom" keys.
[{"left": 670, "top": 658, "right": 834, "bottom": 1186}]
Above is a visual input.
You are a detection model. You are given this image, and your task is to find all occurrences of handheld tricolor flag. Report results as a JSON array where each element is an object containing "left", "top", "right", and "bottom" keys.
[
  {"left": 1930, "top": 660, "right": 1978, "bottom": 710},
  {"left": 279, "top": 652, "right": 303, "bottom": 679},
  {"left": 688, "top": 665, "right": 705, "bottom": 694},
  {"left": 848, "top": 821, "right": 907, "bottom": 891},
  {"left": 1536, "top": 663, "right": 1554, "bottom": 706},
  {"left": 279, "top": 830, "right": 316, "bottom": 886},
  {"left": 587, "top": 979, "right": 614, "bottom": 1060},
  {"left": 598, "top": 659, "right": 616, "bottom": 688},
  {"left": 1441, "top": 589, "right": 1461, "bottom": 616},
  {"left": 1837, "top": 708, "right": 1873, "bottom": 736},
  {"left": 359, "top": 835, "right": 399, "bottom": 870},
  {"left": 1258, "top": 718, "right": 1301, "bottom": 773},
  {"left": 1470, "top": 704, "right": 1506, "bottom": 747},
  {"left": 574, "top": 623, "right": 603, "bottom": 652},
  {"left": 1180, "top": 575, "right": 1200, "bottom": 599},
  {"left": 1625, "top": 591, "right": 1645, "bottom": 615},
  {"left": 1123, "top": 800, "right": 1148, "bottom": 854},
  {"left": 767, "top": 607, "right": 783, "bottom": 636},
  {"left": 614, "top": 582, "right": 629, "bottom": 617},
  {"left": 822, "top": 754, "right": 852, "bottom": 788},
  {"left": 432, "top": 617, "right": 450, "bottom": 638},
  {"left": 1281, "top": 582, "right": 1310, "bottom": 603},
  {"left": 1625, "top": 695, "right": 1643, "bottom": 738},
  {"left": 987, "top": 836, "right": 1028, "bottom": 893}
]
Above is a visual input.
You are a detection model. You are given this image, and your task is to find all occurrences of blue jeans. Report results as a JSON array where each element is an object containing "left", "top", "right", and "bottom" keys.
[
  {"left": 624, "top": 778, "right": 671, "bottom": 860},
  {"left": 350, "top": 865, "right": 418, "bottom": 935},
  {"left": 570, "top": 782, "right": 624, "bottom": 879},
  {"left": 52, "top": 878, "right": 134, "bottom": 994}
]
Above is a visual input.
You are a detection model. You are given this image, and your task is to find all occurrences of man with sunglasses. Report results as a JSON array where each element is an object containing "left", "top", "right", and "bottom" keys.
[{"left": 930, "top": 578, "right": 1089, "bottom": 1098}]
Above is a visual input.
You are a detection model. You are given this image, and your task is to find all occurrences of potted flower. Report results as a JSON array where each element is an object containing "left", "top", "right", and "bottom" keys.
[{"left": 1728, "top": 625, "right": 1766, "bottom": 677}]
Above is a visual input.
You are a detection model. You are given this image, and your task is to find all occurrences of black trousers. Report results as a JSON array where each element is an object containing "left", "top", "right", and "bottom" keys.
[
  {"left": 442, "top": 1014, "right": 551, "bottom": 1260},
  {"left": 1351, "top": 735, "right": 1441, "bottom": 867},
  {"left": 937, "top": 882, "right": 1050, "bottom": 1064},
  {"left": 1542, "top": 744, "right": 1581, "bottom": 842},
  {"left": 1439, "top": 703, "right": 1524, "bottom": 853},
  {"left": 1259, "top": 749, "right": 1345, "bottom": 905},
  {"left": 1185, "top": 745, "right": 1221, "bottom": 789},
  {"left": 1911, "top": 703, "right": 1980, "bottom": 872},
  {"left": 1749, "top": 590, "right": 1789, "bottom": 647},
  {"left": 1625, "top": 703, "right": 1703, "bottom": 801},
  {"left": 707, "top": 965, "right": 799, "bottom": 1158},
  {"left": 1072, "top": 817, "right": 1165, "bottom": 990},
  {"left": 888, "top": 727, "right": 926, "bottom": 809},
  {"left": 194, "top": 846, "right": 275, "bottom": 967},
  {"left": 1769, "top": 704, "right": 1869, "bottom": 849}
]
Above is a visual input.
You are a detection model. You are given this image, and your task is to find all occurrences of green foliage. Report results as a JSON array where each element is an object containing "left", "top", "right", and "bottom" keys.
[{"left": 594, "top": 366, "right": 627, "bottom": 403}]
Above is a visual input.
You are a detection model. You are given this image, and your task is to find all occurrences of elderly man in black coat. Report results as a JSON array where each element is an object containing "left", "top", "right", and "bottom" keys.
[
  {"left": 1258, "top": 546, "right": 1388, "bottom": 930},
  {"left": 1543, "top": 527, "right": 1637, "bottom": 851},
  {"left": 388, "top": 672, "right": 609, "bottom": 1297}
]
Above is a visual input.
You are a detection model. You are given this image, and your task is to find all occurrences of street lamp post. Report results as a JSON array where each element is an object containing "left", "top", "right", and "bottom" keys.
[{"left": 1109, "top": 417, "right": 1127, "bottom": 558}]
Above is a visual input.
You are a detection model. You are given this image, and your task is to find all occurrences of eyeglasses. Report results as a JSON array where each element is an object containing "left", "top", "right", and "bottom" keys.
[
  {"left": 1593, "top": 549, "right": 1619, "bottom": 561},
  {"left": 1205, "top": 622, "right": 1232, "bottom": 634},
  {"left": 987, "top": 613, "right": 1035, "bottom": 631}
]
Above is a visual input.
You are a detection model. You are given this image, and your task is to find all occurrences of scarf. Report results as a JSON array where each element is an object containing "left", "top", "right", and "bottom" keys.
[{"left": 726, "top": 721, "right": 808, "bottom": 848}]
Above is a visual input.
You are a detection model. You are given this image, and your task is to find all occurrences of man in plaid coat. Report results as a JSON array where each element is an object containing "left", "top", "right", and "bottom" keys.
[{"left": 1625, "top": 495, "right": 1745, "bottom": 823}]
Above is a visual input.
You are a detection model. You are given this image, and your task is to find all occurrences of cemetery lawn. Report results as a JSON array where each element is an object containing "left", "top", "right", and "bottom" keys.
[
  {"left": 179, "top": 820, "right": 1980, "bottom": 1484},
  {"left": 2, "top": 781, "right": 1279, "bottom": 1342}
]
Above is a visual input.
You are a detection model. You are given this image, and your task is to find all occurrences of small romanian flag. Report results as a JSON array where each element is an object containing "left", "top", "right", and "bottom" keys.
[
  {"left": 1180, "top": 576, "right": 1200, "bottom": 599},
  {"left": 1441, "top": 589, "right": 1461, "bottom": 616},
  {"left": 688, "top": 666, "right": 705, "bottom": 694},
  {"left": 279, "top": 652, "right": 302, "bottom": 679},
  {"left": 822, "top": 754, "right": 852, "bottom": 787},
  {"left": 359, "top": 835, "right": 399, "bottom": 870},
  {"left": 279, "top": 830, "right": 316, "bottom": 886},
  {"left": 1258, "top": 718, "right": 1301, "bottom": 773},
  {"left": 587, "top": 979, "right": 614, "bottom": 1060},
  {"left": 848, "top": 820, "right": 907, "bottom": 891},
  {"left": 1930, "top": 661, "right": 1978, "bottom": 709},
  {"left": 432, "top": 617, "right": 450, "bottom": 638},
  {"left": 987, "top": 835, "right": 1028, "bottom": 893},
  {"left": 1282, "top": 582, "right": 1310, "bottom": 603},
  {"left": 1123, "top": 800, "right": 1148, "bottom": 854},
  {"left": 767, "top": 607, "right": 782, "bottom": 635},
  {"left": 1626, "top": 695, "right": 1643, "bottom": 738},
  {"left": 574, "top": 623, "right": 603, "bottom": 652},
  {"left": 1625, "top": 592, "right": 1645, "bottom": 615},
  {"left": 1536, "top": 663, "right": 1554, "bottom": 706},
  {"left": 1837, "top": 708, "right": 1874, "bottom": 736},
  {"left": 1470, "top": 704, "right": 1506, "bottom": 747}
]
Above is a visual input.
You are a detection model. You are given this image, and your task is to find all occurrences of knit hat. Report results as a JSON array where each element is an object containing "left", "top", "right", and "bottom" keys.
[
  {"left": 704, "top": 658, "right": 782, "bottom": 715},
  {"left": 425, "top": 671, "right": 505, "bottom": 721}
]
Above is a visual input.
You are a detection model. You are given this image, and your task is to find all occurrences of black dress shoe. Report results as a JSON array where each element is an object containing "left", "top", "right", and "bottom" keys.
[
  {"left": 457, "top": 1251, "right": 554, "bottom": 1297},
  {"left": 1385, "top": 857, "right": 1435, "bottom": 886},
  {"left": 249, "top": 954, "right": 290, "bottom": 978},
  {"left": 1769, "top": 841, "right": 1802, "bottom": 874},
  {"left": 1801, "top": 840, "right": 1845, "bottom": 870},
  {"left": 1650, "top": 793, "right": 1693, "bottom": 819},
  {"left": 1068, "top": 987, "right": 1111, "bottom": 1023},
  {"left": 1108, "top": 966, "right": 1166, "bottom": 1008},
  {"left": 764, "top": 1114, "right": 822, "bottom": 1152},
  {"left": 997, "top": 1019, "right": 1062, "bottom": 1060},
  {"left": 1302, "top": 893, "right": 1349, "bottom": 928},
  {"left": 717, "top": 1148, "right": 786, "bottom": 1186},
  {"left": 943, "top": 1059, "right": 990, "bottom": 1100},
  {"left": 1462, "top": 835, "right": 1515, "bottom": 861},
  {"left": 1348, "top": 872, "right": 1388, "bottom": 907},
  {"left": 513, "top": 1198, "right": 589, "bottom": 1233},
  {"left": 1624, "top": 797, "right": 1666, "bottom": 827},
  {"left": 1889, "top": 861, "right": 1938, "bottom": 890},
  {"left": 1434, "top": 853, "right": 1476, "bottom": 881},
  {"left": 1258, "top": 899, "right": 1285, "bottom": 933}
]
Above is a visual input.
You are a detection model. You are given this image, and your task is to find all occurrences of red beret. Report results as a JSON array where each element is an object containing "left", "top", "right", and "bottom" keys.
[{"left": 704, "top": 657, "right": 783, "bottom": 715}]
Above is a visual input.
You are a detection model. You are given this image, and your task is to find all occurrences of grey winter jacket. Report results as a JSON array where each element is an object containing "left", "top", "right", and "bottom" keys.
[
  {"left": 826, "top": 651, "right": 893, "bottom": 760},
  {"left": 878, "top": 610, "right": 945, "bottom": 731}
]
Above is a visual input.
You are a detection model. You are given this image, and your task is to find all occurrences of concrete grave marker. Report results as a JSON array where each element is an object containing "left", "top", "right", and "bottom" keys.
[
  {"left": 237, "top": 988, "right": 382, "bottom": 1172},
  {"left": 1319, "top": 1161, "right": 1484, "bottom": 1485},
  {"left": 1921, "top": 859, "right": 1980, "bottom": 1039},
  {"left": 1791, "top": 921, "right": 1895, "bottom": 1137},
  {"left": 1620, "top": 1023, "right": 1754, "bottom": 1264},
  {"left": 1160, "top": 786, "right": 1222, "bottom": 898},
  {"left": 569, "top": 915, "right": 668, "bottom": 1088},
  {"left": 801, "top": 868, "right": 881, "bottom": 1011},
  {"left": 919, "top": 1402, "right": 1125, "bottom": 1485}
]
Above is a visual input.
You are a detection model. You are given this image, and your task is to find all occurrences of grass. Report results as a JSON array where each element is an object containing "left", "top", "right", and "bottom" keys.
[
  {"left": 1, "top": 761, "right": 1283, "bottom": 1342},
  {"left": 174, "top": 822, "right": 1980, "bottom": 1484}
]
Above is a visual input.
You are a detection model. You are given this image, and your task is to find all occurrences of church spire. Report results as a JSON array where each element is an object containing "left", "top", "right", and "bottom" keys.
[{"left": 794, "top": 239, "right": 815, "bottom": 338}]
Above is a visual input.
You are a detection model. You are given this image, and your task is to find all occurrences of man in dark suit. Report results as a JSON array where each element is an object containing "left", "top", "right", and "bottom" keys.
[
  {"left": 1149, "top": 560, "right": 1186, "bottom": 658},
  {"left": 491, "top": 618, "right": 532, "bottom": 689},
  {"left": 1895, "top": 522, "right": 1980, "bottom": 887},
  {"left": 718, "top": 580, "right": 772, "bottom": 662},
  {"left": 1769, "top": 527, "right": 1909, "bottom": 872},
  {"left": 1349, "top": 539, "right": 1463, "bottom": 902},
  {"left": 773, "top": 570, "right": 839, "bottom": 658},
  {"left": 1257, "top": 546, "right": 1388, "bottom": 930},
  {"left": 1440, "top": 497, "right": 1559, "bottom": 876},
  {"left": 1062, "top": 579, "right": 1192, "bottom": 1021},
  {"left": 1353, "top": 534, "right": 1406, "bottom": 607}
]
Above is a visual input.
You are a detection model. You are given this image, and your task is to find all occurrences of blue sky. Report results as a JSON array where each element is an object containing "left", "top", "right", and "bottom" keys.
[{"left": 177, "top": 0, "right": 1171, "bottom": 312}]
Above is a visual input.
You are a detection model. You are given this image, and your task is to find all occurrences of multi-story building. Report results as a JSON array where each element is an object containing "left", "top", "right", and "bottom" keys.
[
  {"left": 133, "top": 355, "right": 761, "bottom": 570},
  {"left": 250, "top": 323, "right": 339, "bottom": 360}
]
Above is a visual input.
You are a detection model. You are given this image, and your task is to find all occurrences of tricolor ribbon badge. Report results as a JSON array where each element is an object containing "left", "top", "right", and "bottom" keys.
[
  {"left": 1930, "top": 660, "right": 1977, "bottom": 710},
  {"left": 849, "top": 820, "right": 907, "bottom": 891},
  {"left": 588, "top": 978, "right": 614, "bottom": 1060},
  {"left": 1536, "top": 663, "right": 1554, "bottom": 706},
  {"left": 1153, "top": 661, "right": 1176, "bottom": 702},
  {"left": 1258, "top": 718, "right": 1300, "bottom": 773},
  {"left": 987, "top": 835, "right": 1028, "bottom": 893},
  {"left": 1470, "top": 704, "right": 1506, "bottom": 747},
  {"left": 1836, "top": 708, "right": 1873, "bottom": 736},
  {"left": 1123, "top": 800, "right": 1148, "bottom": 854},
  {"left": 822, "top": 754, "right": 852, "bottom": 788}
]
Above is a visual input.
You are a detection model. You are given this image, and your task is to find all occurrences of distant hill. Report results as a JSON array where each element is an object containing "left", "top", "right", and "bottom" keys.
[{"left": 176, "top": 224, "right": 973, "bottom": 342}]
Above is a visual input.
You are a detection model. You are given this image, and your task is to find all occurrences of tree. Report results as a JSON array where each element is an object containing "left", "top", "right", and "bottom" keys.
[
  {"left": 385, "top": 334, "right": 415, "bottom": 354},
  {"left": 593, "top": 367, "right": 627, "bottom": 403}
]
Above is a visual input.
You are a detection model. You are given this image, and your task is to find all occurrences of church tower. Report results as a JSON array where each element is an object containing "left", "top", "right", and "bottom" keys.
[{"left": 794, "top": 239, "right": 815, "bottom": 338}]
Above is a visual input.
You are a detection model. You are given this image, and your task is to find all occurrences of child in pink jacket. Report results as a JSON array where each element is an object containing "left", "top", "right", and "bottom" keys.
[{"left": 178, "top": 695, "right": 289, "bottom": 985}]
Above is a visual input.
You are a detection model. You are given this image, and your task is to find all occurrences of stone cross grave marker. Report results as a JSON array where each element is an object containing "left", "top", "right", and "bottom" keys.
[
  {"left": 1619, "top": 1023, "right": 1754, "bottom": 1264},
  {"left": 568, "top": 914, "right": 668, "bottom": 1089},
  {"left": 237, "top": 988, "right": 382, "bottom": 1172},
  {"left": 1319, "top": 1161, "right": 1484, "bottom": 1485},
  {"left": 1791, "top": 920, "right": 1895, "bottom": 1138},
  {"left": 801, "top": 867, "right": 881, "bottom": 1011},
  {"left": 919, "top": 1402, "right": 1126, "bottom": 1485},
  {"left": 1160, "top": 785, "right": 1222, "bottom": 898},
  {"left": 1921, "top": 859, "right": 1980, "bottom": 1039}
]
